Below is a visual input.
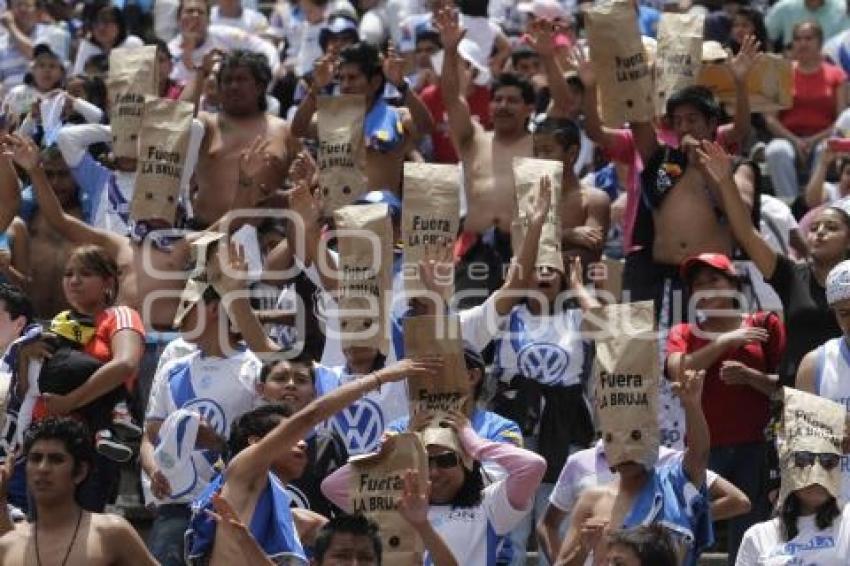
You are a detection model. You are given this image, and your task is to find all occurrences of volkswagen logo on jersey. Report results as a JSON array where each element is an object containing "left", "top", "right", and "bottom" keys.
[
  {"left": 330, "top": 398, "right": 384, "bottom": 455},
  {"left": 517, "top": 342, "right": 570, "bottom": 386},
  {"left": 183, "top": 398, "right": 227, "bottom": 435}
]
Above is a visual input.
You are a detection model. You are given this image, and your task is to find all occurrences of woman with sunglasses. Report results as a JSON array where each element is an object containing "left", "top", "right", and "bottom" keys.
[
  {"left": 736, "top": 392, "right": 850, "bottom": 565},
  {"left": 796, "top": 260, "right": 850, "bottom": 506},
  {"left": 321, "top": 410, "right": 547, "bottom": 565}
]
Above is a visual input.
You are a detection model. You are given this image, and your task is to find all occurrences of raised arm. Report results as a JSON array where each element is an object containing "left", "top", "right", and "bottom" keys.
[
  {"left": 227, "top": 358, "right": 442, "bottom": 484},
  {"left": 0, "top": 153, "right": 20, "bottom": 234},
  {"left": 804, "top": 148, "right": 836, "bottom": 208},
  {"left": 451, "top": 411, "right": 546, "bottom": 510},
  {"left": 554, "top": 490, "right": 606, "bottom": 566},
  {"left": 290, "top": 52, "right": 335, "bottom": 139},
  {"left": 384, "top": 42, "right": 434, "bottom": 138},
  {"left": 397, "top": 470, "right": 458, "bottom": 566},
  {"left": 726, "top": 35, "right": 760, "bottom": 148},
  {"left": 567, "top": 257, "right": 600, "bottom": 312},
  {"left": 527, "top": 20, "right": 574, "bottom": 119},
  {"left": 493, "top": 175, "right": 551, "bottom": 315},
  {"left": 567, "top": 46, "right": 619, "bottom": 151},
  {"left": 697, "top": 140, "right": 779, "bottom": 279},
  {"left": 435, "top": 4, "right": 474, "bottom": 149},
  {"left": 675, "top": 369, "right": 709, "bottom": 487},
  {"left": 5, "top": 134, "right": 120, "bottom": 252}
]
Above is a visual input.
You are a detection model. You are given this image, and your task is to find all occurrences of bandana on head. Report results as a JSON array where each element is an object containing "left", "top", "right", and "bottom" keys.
[{"left": 826, "top": 259, "right": 850, "bottom": 306}]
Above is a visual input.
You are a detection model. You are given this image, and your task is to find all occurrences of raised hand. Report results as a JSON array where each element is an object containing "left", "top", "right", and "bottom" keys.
[
  {"left": 289, "top": 150, "right": 317, "bottom": 191},
  {"left": 208, "top": 240, "right": 250, "bottom": 296},
  {"left": 2, "top": 134, "right": 40, "bottom": 171},
  {"left": 383, "top": 41, "right": 406, "bottom": 88},
  {"left": 672, "top": 368, "right": 706, "bottom": 409},
  {"left": 433, "top": 3, "right": 465, "bottom": 52},
  {"left": 568, "top": 256, "right": 584, "bottom": 290},
  {"left": 565, "top": 45, "right": 595, "bottom": 88},
  {"left": 207, "top": 494, "right": 275, "bottom": 566},
  {"left": 578, "top": 518, "right": 609, "bottom": 553},
  {"left": 525, "top": 19, "right": 556, "bottom": 58},
  {"left": 201, "top": 48, "right": 225, "bottom": 78},
  {"left": 397, "top": 469, "right": 431, "bottom": 527},
  {"left": 728, "top": 34, "right": 761, "bottom": 83},
  {"left": 530, "top": 175, "right": 553, "bottom": 226},
  {"left": 312, "top": 49, "right": 338, "bottom": 90},
  {"left": 695, "top": 140, "right": 734, "bottom": 185}
]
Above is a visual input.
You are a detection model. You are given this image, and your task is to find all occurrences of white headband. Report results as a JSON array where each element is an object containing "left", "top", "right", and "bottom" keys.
[{"left": 826, "top": 260, "right": 850, "bottom": 306}]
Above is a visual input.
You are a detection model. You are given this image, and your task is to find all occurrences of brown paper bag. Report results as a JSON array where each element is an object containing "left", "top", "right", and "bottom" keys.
[
  {"left": 318, "top": 95, "right": 368, "bottom": 215},
  {"left": 778, "top": 387, "right": 847, "bottom": 505},
  {"left": 511, "top": 157, "right": 563, "bottom": 272},
  {"left": 403, "top": 315, "right": 469, "bottom": 421},
  {"left": 401, "top": 163, "right": 460, "bottom": 295},
  {"left": 697, "top": 54, "right": 792, "bottom": 113},
  {"left": 107, "top": 46, "right": 158, "bottom": 159},
  {"left": 586, "top": 0, "right": 654, "bottom": 126},
  {"left": 585, "top": 301, "right": 659, "bottom": 468},
  {"left": 655, "top": 13, "right": 705, "bottom": 115},
  {"left": 350, "top": 432, "right": 428, "bottom": 566},
  {"left": 131, "top": 98, "right": 194, "bottom": 225},
  {"left": 333, "top": 203, "right": 392, "bottom": 353}
]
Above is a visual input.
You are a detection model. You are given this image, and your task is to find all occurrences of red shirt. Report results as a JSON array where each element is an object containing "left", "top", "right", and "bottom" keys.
[
  {"left": 780, "top": 62, "right": 847, "bottom": 137},
  {"left": 420, "top": 84, "right": 492, "bottom": 164},
  {"left": 85, "top": 306, "right": 145, "bottom": 389},
  {"left": 666, "top": 312, "right": 786, "bottom": 447}
]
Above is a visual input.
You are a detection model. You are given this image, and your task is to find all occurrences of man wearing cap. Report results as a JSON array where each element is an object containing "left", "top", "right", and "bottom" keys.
[
  {"left": 796, "top": 259, "right": 850, "bottom": 507},
  {"left": 140, "top": 265, "right": 264, "bottom": 565},
  {"left": 291, "top": 41, "right": 433, "bottom": 195},
  {"left": 666, "top": 252, "right": 785, "bottom": 561}
]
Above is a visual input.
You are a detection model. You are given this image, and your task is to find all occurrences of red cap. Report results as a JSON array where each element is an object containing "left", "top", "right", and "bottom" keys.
[{"left": 680, "top": 253, "right": 737, "bottom": 283}]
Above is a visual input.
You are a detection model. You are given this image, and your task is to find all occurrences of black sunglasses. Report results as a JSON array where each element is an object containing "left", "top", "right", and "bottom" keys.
[
  {"left": 428, "top": 451, "right": 460, "bottom": 470},
  {"left": 793, "top": 451, "right": 841, "bottom": 470}
]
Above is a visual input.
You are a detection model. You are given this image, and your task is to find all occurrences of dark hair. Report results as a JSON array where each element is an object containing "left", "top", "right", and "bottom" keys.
[
  {"left": 457, "top": 0, "right": 488, "bottom": 18},
  {"left": 780, "top": 491, "right": 841, "bottom": 540},
  {"left": 665, "top": 85, "right": 722, "bottom": 122},
  {"left": 491, "top": 73, "right": 535, "bottom": 105},
  {"left": 415, "top": 29, "right": 441, "bottom": 48},
  {"left": 83, "top": 3, "right": 129, "bottom": 50},
  {"left": 511, "top": 47, "right": 540, "bottom": 69},
  {"left": 23, "top": 417, "right": 95, "bottom": 478},
  {"left": 731, "top": 7, "right": 768, "bottom": 54},
  {"left": 0, "top": 283, "right": 33, "bottom": 326},
  {"left": 153, "top": 38, "right": 172, "bottom": 60},
  {"left": 178, "top": 0, "right": 210, "bottom": 17},
  {"left": 227, "top": 404, "right": 291, "bottom": 458},
  {"left": 83, "top": 53, "right": 109, "bottom": 76},
  {"left": 314, "top": 514, "right": 382, "bottom": 564},
  {"left": 259, "top": 353, "right": 316, "bottom": 384},
  {"left": 67, "top": 245, "right": 119, "bottom": 305},
  {"left": 449, "top": 460, "right": 485, "bottom": 508},
  {"left": 339, "top": 42, "right": 384, "bottom": 82},
  {"left": 534, "top": 117, "right": 582, "bottom": 152},
  {"left": 218, "top": 50, "right": 272, "bottom": 111},
  {"left": 606, "top": 525, "right": 678, "bottom": 566},
  {"left": 793, "top": 20, "right": 824, "bottom": 47}
]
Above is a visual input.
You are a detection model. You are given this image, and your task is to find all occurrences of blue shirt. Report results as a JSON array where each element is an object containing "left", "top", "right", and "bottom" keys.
[{"left": 623, "top": 460, "right": 714, "bottom": 566}]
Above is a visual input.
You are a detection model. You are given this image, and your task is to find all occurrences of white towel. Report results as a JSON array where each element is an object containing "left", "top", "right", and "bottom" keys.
[{"left": 154, "top": 409, "right": 202, "bottom": 500}]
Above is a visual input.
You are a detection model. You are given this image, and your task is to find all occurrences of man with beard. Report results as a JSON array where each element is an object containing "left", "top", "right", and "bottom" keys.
[{"left": 194, "top": 50, "right": 301, "bottom": 228}]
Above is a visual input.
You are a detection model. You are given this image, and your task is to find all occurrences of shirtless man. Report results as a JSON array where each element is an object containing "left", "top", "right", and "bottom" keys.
[
  {"left": 19, "top": 147, "right": 81, "bottom": 318},
  {"left": 436, "top": 4, "right": 534, "bottom": 235},
  {"left": 2, "top": 134, "right": 277, "bottom": 330},
  {"left": 0, "top": 417, "right": 156, "bottom": 565},
  {"left": 194, "top": 49, "right": 300, "bottom": 227},
  {"left": 532, "top": 116, "right": 610, "bottom": 270},
  {"left": 555, "top": 370, "right": 710, "bottom": 566},
  {"left": 291, "top": 41, "right": 432, "bottom": 194}
]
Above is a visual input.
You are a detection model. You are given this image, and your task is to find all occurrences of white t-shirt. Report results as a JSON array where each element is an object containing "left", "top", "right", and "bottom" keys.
[
  {"left": 144, "top": 348, "right": 262, "bottom": 504},
  {"left": 168, "top": 25, "right": 280, "bottom": 83},
  {"left": 736, "top": 504, "right": 850, "bottom": 565},
  {"left": 292, "top": 21, "right": 324, "bottom": 78},
  {"left": 72, "top": 35, "right": 144, "bottom": 76},
  {"left": 210, "top": 6, "right": 269, "bottom": 35},
  {"left": 429, "top": 480, "right": 530, "bottom": 565}
]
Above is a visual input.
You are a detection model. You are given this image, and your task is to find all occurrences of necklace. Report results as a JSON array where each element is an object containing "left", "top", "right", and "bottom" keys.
[{"left": 34, "top": 508, "right": 83, "bottom": 566}]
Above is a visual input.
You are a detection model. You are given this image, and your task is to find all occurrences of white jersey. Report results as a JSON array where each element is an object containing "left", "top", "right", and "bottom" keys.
[
  {"left": 493, "top": 305, "right": 585, "bottom": 387},
  {"left": 814, "top": 337, "right": 850, "bottom": 504},
  {"left": 314, "top": 364, "right": 408, "bottom": 456},
  {"left": 144, "top": 348, "right": 262, "bottom": 504},
  {"left": 428, "top": 480, "right": 529, "bottom": 566},
  {"left": 736, "top": 504, "right": 850, "bottom": 565}
]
